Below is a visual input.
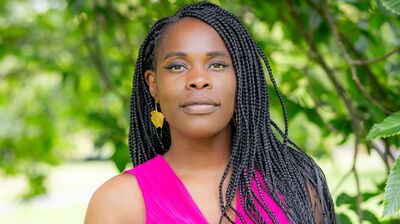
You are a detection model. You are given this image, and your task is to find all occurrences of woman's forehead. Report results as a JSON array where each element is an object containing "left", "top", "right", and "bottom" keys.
[{"left": 157, "top": 17, "right": 229, "bottom": 56}]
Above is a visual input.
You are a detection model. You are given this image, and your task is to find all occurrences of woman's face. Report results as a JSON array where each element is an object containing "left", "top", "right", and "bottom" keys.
[{"left": 145, "top": 17, "right": 236, "bottom": 139}]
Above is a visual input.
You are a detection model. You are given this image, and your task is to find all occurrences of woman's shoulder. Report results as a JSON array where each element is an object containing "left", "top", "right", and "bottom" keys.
[{"left": 84, "top": 173, "right": 145, "bottom": 224}]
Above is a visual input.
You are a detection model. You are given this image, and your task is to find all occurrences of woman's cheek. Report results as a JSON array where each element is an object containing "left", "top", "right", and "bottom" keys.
[{"left": 157, "top": 82, "right": 181, "bottom": 123}]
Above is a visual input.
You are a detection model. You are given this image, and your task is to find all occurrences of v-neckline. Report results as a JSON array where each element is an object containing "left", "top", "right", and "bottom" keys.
[{"left": 157, "top": 155, "right": 240, "bottom": 223}]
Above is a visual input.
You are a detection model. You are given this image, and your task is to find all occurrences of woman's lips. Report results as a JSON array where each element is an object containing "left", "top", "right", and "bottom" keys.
[{"left": 182, "top": 104, "right": 219, "bottom": 114}]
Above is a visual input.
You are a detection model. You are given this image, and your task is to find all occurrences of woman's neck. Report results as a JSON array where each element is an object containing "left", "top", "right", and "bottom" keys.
[{"left": 163, "top": 124, "right": 232, "bottom": 176}]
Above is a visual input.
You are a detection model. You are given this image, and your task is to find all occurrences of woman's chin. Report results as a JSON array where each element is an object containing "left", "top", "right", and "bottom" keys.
[{"left": 178, "top": 123, "right": 231, "bottom": 140}]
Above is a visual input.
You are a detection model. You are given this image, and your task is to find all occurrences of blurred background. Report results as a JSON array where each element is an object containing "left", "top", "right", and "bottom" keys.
[{"left": 0, "top": 0, "right": 399, "bottom": 223}]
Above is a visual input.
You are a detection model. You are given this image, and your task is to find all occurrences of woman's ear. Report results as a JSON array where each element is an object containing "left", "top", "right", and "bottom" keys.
[{"left": 144, "top": 70, "right": 158, "bottom": 100}]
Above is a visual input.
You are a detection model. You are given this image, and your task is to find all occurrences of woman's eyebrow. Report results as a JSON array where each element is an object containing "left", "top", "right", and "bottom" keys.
[
  {"left": 206, "top": 51, "right": 228, "bottom": 58},
  {"left": 163, "top": 51, "right": 229, "bottom": 61},
  {"left": 163, "top": 51, "right": 187, "bottom": 61}
]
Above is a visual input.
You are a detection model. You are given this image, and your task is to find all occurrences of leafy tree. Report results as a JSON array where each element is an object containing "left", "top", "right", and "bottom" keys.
[
  {"left": 367, "top": 111, "right": 400, "bottom": 217},
  {"left": 0, "top": 0, "right": 399, "bottom": 222}
]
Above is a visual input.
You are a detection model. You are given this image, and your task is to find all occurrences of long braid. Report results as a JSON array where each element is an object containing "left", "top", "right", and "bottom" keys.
[
  {"left": 128, "top": 2, "right": 336, "bottom": 223},
  {"left": 203, "top": 9, "right": 260, "bottom": 220}
]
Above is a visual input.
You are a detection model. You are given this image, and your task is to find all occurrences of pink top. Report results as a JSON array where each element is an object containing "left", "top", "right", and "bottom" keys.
[{"left": 124, "top": 155, "right": 288, "bottom": 223}]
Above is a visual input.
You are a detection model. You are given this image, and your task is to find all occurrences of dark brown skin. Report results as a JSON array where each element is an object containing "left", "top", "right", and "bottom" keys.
[{"left": 84, "top": 18, "right": 238, "bottom": 223}]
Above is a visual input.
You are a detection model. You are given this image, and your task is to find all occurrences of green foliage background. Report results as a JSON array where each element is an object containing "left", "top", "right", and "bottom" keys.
[{"left": 0, "top": 0, "right": 399, "bottom": 222}]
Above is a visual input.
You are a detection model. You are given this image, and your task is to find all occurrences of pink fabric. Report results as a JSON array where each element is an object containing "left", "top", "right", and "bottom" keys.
[{"left": 124, "top": 155, "right": 288, "bottom": 223}]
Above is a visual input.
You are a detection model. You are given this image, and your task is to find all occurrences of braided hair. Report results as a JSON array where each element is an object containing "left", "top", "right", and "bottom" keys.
[{"left": 128, "top": 2, "right": 336, "bottom": 223}]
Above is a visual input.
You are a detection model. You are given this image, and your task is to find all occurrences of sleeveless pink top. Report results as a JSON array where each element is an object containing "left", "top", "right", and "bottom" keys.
[{"left": 124, "top": 155, "right": 288, "bottom": 223}]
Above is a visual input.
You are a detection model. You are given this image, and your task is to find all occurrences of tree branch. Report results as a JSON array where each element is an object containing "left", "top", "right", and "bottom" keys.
[
  {"left": 352, "top": 134, "right": 363, "bottom": 223},
  {"left": 321, "top": 0, "right": 391, "bottom": 115},
  {"left": 76, "top": 12, "right": 113, "bottom": 92},
  {"left": 332, "top": 168, "right": 352, "bottom": 195},
  {"left": 286, "top": 3, "right": 364, "bottom": 221},
  {"left": 351, "top": 47, "right": 400, "bottom": 65},
  {"left": 304, "top": 63, "right": 339, "bottom": 133},
  {"left": 107, "top": 2, "right": 136, "bottom": 66},
  {"left": 286, "top": 1, "right": 355, "bottom": 118},
  {"left": 341, "top": 37, "right": 390, "bottom": 102},
  {"left": 305, "top": 0, "right": 397, "bottom": 111},
  {"left": 369, "top": 140, "right": 393, "bottom": 174}
]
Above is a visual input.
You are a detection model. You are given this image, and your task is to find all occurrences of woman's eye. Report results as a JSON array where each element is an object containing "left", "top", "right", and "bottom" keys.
[
  {"left": 166, "top": 64, "right": 186, "bottom": 72},
  {"left": 210, "top": 63, "right": 228, "bottom": 71}
]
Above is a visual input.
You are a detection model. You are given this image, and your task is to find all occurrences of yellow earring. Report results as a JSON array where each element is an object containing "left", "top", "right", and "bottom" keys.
[{"left": 150, "top": 100, "right": 164, "bottom": 128}]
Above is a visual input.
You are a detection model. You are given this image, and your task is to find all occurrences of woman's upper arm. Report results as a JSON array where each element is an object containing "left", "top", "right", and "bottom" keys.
[{"left": 84, "top": 173, "right": 145, "bottom": 224}]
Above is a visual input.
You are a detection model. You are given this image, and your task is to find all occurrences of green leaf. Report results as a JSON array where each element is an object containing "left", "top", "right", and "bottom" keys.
[
  {"left": 111, "top": 141, "right": 130, "bottom": 172},
  {"left": 362, "top": 191, "right": 381, "bottom": 202},
  {"left": 384, "top": 157, "right": 400, "bottom": 216},
  {"left": 367, "top": 111, "right": 400, "bottom": 140},
  {"left": 338, "top": 212, "right": 352, "bottom": 224},
  {"left": 336, "top": 192, "right": 355, "bottom": 206},
  {"left": 381, "top": 0, "right": 400, "bottom": 15},
  {"left": 363, "top": 209, "right": 380, "bottom": 224}
]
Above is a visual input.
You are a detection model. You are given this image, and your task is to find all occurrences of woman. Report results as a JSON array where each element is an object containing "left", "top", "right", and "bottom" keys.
[{"left": 84, "top": 2, "right": 336, "bottom": 223}]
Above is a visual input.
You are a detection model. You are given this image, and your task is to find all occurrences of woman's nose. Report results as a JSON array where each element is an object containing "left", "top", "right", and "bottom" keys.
[{"left": 186, "top": 67, "right": 212, "bottom": 90}]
